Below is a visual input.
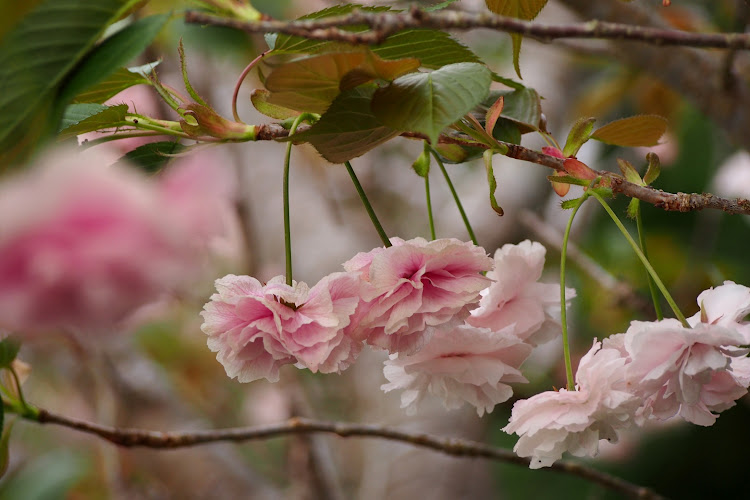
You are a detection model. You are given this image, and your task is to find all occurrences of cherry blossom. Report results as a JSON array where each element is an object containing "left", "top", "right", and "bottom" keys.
[
  {"left": 0, "top": 148, "right": 197, "bottom": 334},
  {"left": 688, "top": 281, "right": 750, "bottom": 343},
  {"left": 201, "top": 272, "right": 365, "bottom": 382},
  {"left": 468, "top": 240, "right": 574, "bottom": 346},
  {"left": 344, "top": 237, "right": 492, "bottom": 354},
  {"left": 503, "top": 340, "right": 640, "bottom": 468},
  {"left": 381, "top": 324, "right": 531, "bottom": 416},
  {"left": 622, "top": 319, "right": 748, "bottom": 426}
]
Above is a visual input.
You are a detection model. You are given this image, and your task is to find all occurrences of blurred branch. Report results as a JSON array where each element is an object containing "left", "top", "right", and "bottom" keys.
[
  {"left": 559, "top": 0, "right": 750, "bottom": 148},
  {"left": 184, "top": 7, "right": 750, "bottom": 50},
  {"left": 31, "top": 408, "right": 664, "bottom": 499}
]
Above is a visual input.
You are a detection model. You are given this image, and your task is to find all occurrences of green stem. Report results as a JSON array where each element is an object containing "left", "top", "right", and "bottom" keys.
[
  {"left": 344, "top": 161, "right": 391, "bottom": 247},
  {"left": 429, "top": 146, "right": 478, "bottom": 245},
  {"left": 425, "top": 173, "right": 436, "bottom": 240},
  {"left": 8, "top": 366, "right": 30, "bottom": 414},
  {"left": 283, "top": 114, "right": 308, "bottom": 286},
  {"left": 635, "top": 203, "right": 664, "bottom": 320},
  {"left": 560, "top": 192, "right": 591, "bottom": 391},
  {"left": 591, "top": 191, "right": 689, "bottom": 327}
]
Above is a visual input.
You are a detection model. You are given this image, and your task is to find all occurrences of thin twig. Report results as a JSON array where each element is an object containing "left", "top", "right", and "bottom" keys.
[
  {"left": 184, "top": 7, "right": 750, "bottom": 50},
  {"left": 32, "top": 409, "right": 664, "bottom": 499}
]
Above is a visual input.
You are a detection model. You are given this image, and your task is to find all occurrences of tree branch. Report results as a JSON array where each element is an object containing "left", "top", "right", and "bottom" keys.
[
  {"left": 252, "top": 124, "right": 750, "bottom": 216},
  {"left": 31, "top": 408, "right": 664, "bottom": 499},
  {"left": 558, "top": 0, "right": 750, "bottom": 148},
  {"left": 184, "top": 7, "right": 750, "bottom": 50}
]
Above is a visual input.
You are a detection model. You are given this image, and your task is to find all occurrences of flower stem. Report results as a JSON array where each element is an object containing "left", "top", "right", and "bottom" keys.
[
  {"left": 560, "top": 191, "right": 591, "bottom": 392},
  {"left": 232, "top": 50, "right": 269, "bottom": 122},
  {"left": 590, "top": 191, "right": 689, "bottom": 327},
  {"left": 635, "top": 203, "right": 664, "bottom": 320},
  {"left": 425, "top": 173, "right": 436, "bottom": 240},
  {"left": 344, "top": 161, "right": 391, "bottom": 247},
  {"left": 428, "top": 146, "right": 478, "bottom": 245},
  {"left": 283, "top": 114, "right": 308, "bottom": 286}
]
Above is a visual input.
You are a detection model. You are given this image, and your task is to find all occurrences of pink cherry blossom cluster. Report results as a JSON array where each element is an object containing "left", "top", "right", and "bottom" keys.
[
  {"left": 202, "top": 239, "right": 573, "bottom": 418},
  {"left": 0, "top": 146, "right": 240, "bottom": 335},
  {"left": 504, "top": 281, "right": 750, "bottom": 469}
]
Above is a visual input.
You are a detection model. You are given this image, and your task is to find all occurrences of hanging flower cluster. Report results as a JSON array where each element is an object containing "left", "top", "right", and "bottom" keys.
[
  {"left": 504, "top": 281, "right": 750, "bottom": 468},
  {"left": 202, "top": 239, "right": 571, "bottom": 417},
  {"left": 204, "top": 227, "right": 750, "bottom": 469}
]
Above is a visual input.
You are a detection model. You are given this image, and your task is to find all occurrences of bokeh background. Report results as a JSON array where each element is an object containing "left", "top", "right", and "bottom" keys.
[{"left": 2, "top": 0, "right": 750, "bottom": 498}]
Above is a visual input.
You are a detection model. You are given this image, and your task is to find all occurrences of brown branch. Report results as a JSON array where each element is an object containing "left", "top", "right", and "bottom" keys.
[
  {"left": 184, "top": 7, "right": 750, "bottom": 50},
  {"left": 606, "top": 176, "right": 750, "bottom": 215},
  {"left": 32, "top": 408, "right": 664, "bottom": 499},
  {"left": 251, "top": 124, "right": 750, "bottom": 216}
]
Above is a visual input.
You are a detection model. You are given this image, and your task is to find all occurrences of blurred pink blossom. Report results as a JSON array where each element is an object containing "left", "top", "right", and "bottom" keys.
[
  {"left": 158, "top": 148, "right": 243, "bottom": 269},
  {"left": 687, "top": 281, "right": 750, "bottom": 343},
  {"left": 201, "top": 272, "right": 366, "bottom": 382},
  {"left": 622, "top": 319, "right": 748, "bottom": 426},
  {"left": 503, "top": 340, "right": 640, "bottom": 468},
  {"left": 381, "top": 323, "right": 531, "bottom": 416},
  {"left": 0, "top": 146, "right": 240, "bottom": 335},
  {"left": 468, "top": 240, "right": 574, "bottom": 346},
  {"left": 343, "top": 237, "right": 492, "bottom": 355}
]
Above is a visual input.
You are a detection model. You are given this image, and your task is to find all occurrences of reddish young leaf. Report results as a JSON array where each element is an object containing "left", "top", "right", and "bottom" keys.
[{"left": 485, "top": 96, "right": 504, "bottom": 136}]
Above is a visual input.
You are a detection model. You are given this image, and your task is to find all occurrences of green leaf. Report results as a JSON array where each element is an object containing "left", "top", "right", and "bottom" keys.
[
  {"left": 121, "top": 141, "right": 186, "bottom": 173},
  {"left": 476, "top": 88, "right": 541, "bottom": 134},
  {"left": 591, "top": 186, "right": 614, "bottom": 198},
  {"left": 545, "top": 174, "right": 590, "bottom": 186},
  {"left": 251, "top": 89, "right": 300, "bottom": 119},
  {"left": 372, "top": 30, "right": 481, "bottom": 69},
  {"left": 492, "top": 119, "right": 522, "bottom": 145},
  {"left": 59, "top": 104, "right": 129, "bottom": 139},
  {"left": 60, "top": 14, "right": 170, "bottom": 104},
  {"left": 412, "top": 144, "right": 431, "bottom": 177},
  {"left": 424, "top": 0, "right": 460, "bottom": 11},
  {"left": 644, "top": 152, "right": 661, "bottom": 185},
  {"left": 627, "top": 197, "right": 641, "bottom": 219},
  {"left": 178, "top": 38, "right": 208, "bottom": 107},
  {"left": 617, "top": 158, "right": 644, "bottom": 186},
  {"left": 291, "top": 85, "right": 400, "bottom": 163},
  {"left": 485, "top": 0, "right": 549, "bottom": 77},
  {"left": 433, "top": 143, "right": 474, "bottom": 163},
  {"left": 483, "top": 150, "right": 504, "bottom": 215},
  {"left": 561, "top": 198, "right": 583, "bottom": 210},
  {"left": 72, "top": 67, "right": 148, "bottom": 104},
  {"left": 563, "top": 117, "right": 596, "bottom": 157},
  {"left": 491, "top": 73, "right": 526, "bottom": 90},
  {"left": 372, "top": 62, "right": 492, "bottom": 144},
  {"left": 0, "top": 337, "right": 21, "bottom": 369},
  {"left": 485, "top": 0, "right": 549, "bottom": 19},
  {"left": 269, "top": 6, "right": 480, "bottom": 69},
  {"left": 498, "top": 88, "right": 541, "bottom": 132},
  {"left": 265, "top": 51, "right": 419, "bottom": 114},
  {"left": 0, "top": 0, "right": 143, "bottom": 162},
  {"left": 591, "top": 115, "right": 668, "bottom": 147}
]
